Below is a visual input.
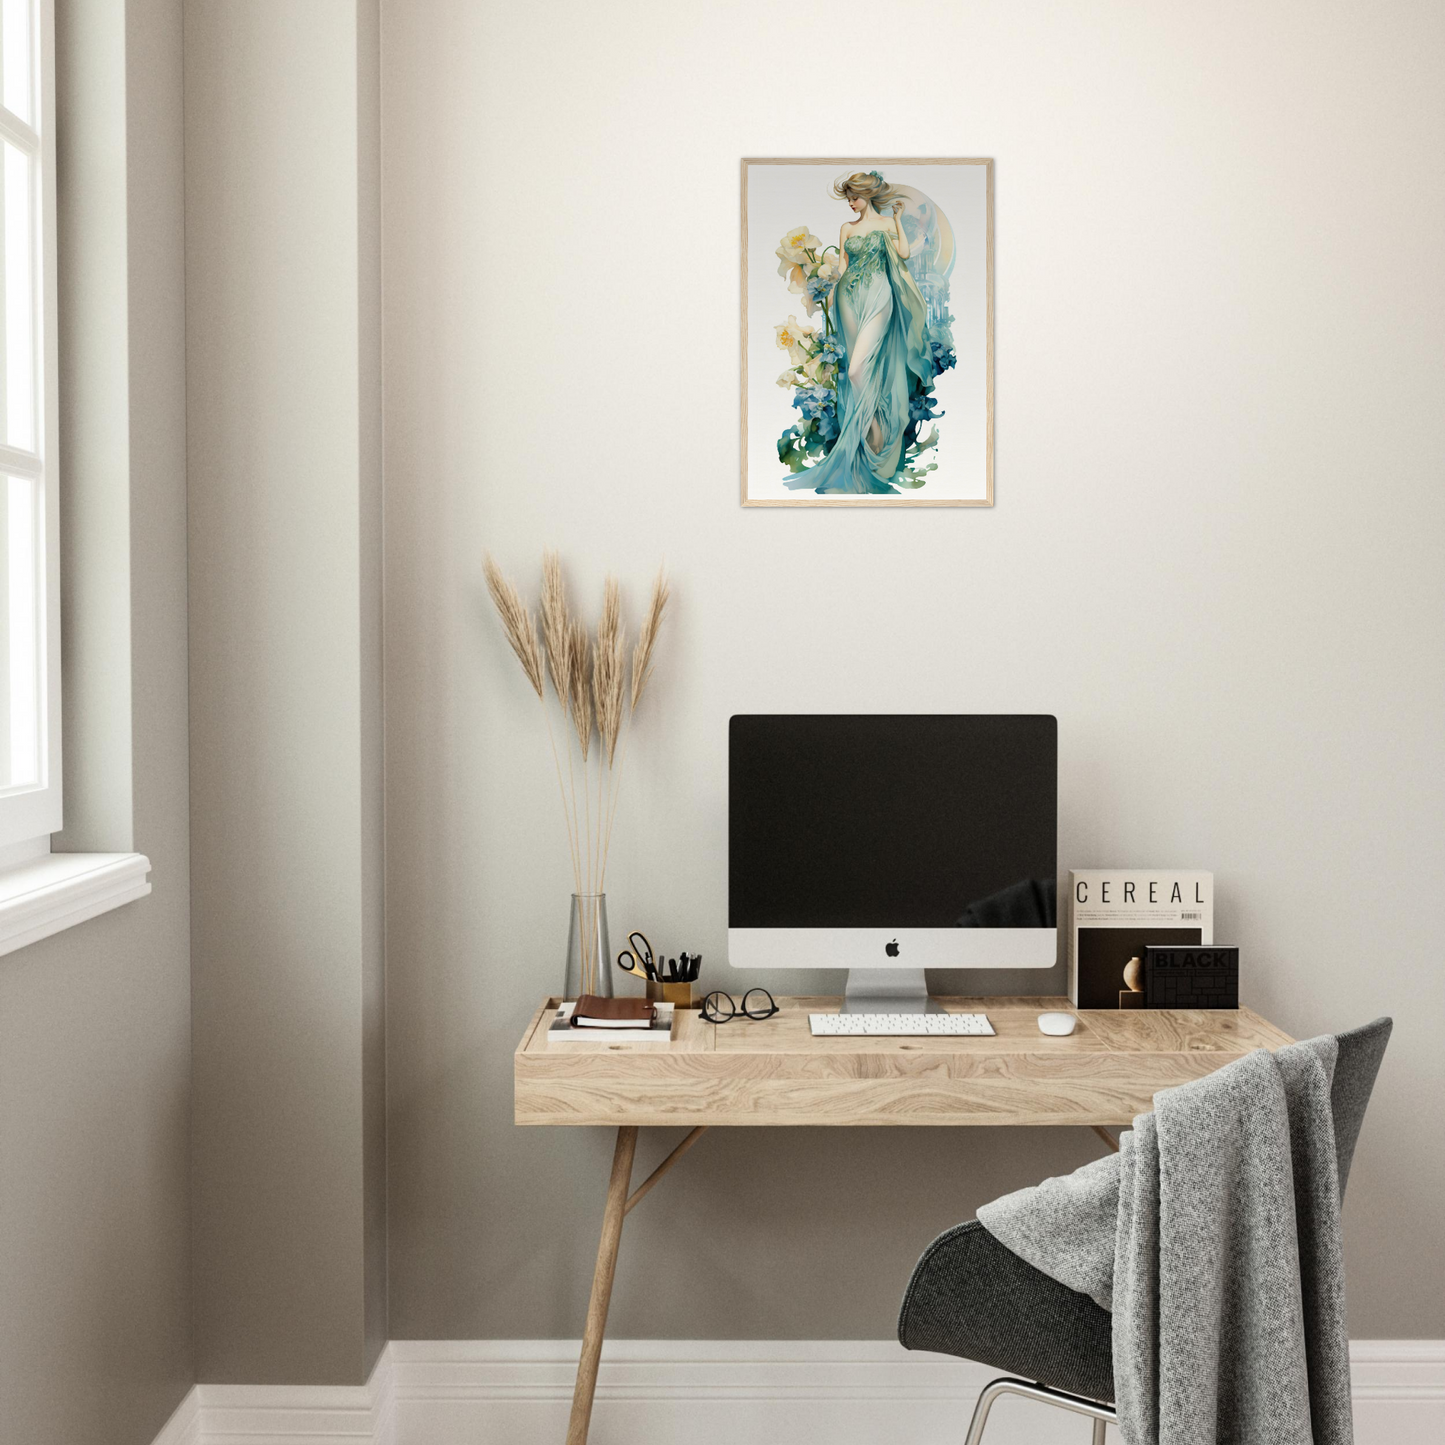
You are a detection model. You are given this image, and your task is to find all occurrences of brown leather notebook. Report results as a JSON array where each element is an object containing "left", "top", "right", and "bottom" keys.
[{"left": 571, "top": 995, "right": 656, "bottom": 1028}]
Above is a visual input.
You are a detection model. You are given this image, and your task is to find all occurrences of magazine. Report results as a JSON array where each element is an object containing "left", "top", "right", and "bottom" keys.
[{"left": 1068, "top": 870, "right": 1213, "bottom": 1009}]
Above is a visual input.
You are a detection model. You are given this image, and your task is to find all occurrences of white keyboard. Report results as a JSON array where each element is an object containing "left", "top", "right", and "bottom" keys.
[{"left": 808, "top": 1012, "right": 995, "bottom": 1037}]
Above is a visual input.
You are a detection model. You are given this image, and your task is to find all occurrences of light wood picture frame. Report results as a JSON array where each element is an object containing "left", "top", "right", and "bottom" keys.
[{"left": 741, "top": 157, "right": 994, "bottom": 508}]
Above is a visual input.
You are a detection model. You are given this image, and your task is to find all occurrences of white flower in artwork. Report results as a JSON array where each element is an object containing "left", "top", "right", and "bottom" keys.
[
  {"left": 801, "top": 355, "right": 837, "bottom": 387},
  {"left": 774, "top": 314, "right": 815, "bottom": 364},
  {"left": 813, "top": 255, "right": 839, "bottom": 282},
  {"left": 776, "top": 225, "right": 822, "bottom": 285},
  {"left": 777, "top": 225, "right": 821, "bottom": 263},
  {"left": 776, "top": 369, "right": 802, "bottom": 388}
]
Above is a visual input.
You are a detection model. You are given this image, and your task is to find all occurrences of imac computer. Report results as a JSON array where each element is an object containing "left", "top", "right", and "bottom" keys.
[{"left": 728, "top": 714, "right": 1058, "bottom": 1013}]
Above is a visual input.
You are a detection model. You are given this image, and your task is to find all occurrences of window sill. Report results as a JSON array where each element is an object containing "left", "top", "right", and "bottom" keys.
[{"left": 0, "top": 852, "right": 152, "bottom": 958}]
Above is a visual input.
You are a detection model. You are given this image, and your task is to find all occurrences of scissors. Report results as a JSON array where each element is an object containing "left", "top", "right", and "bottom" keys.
[{"left": 616, "top": 931, "right": 657, "bottom": 982}]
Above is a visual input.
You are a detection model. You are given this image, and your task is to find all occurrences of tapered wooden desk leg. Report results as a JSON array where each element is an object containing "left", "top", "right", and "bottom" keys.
[
  {"left": 1091, "top": 1125, "right": 1120, "bottom": 1153},
  {"left": 566, "top": 1125, "right": 638, "bottom": 1445}
]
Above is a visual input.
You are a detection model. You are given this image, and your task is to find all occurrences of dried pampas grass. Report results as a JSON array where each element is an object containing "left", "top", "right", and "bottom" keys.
[
  {"left": 567, "top": 618, "right": 593, "bottom": 761},
  {"left": 540, "top": 550, "right": 572, "bottom": 709},
  {"left": 593, "top": 578, "right": 626, "bottom": 767},
  {"left": 483, "top": 555, "right": 544, "bottom": 700},
  {"left": 483, "top": 551, "right": 669, "bottom": 918},
  {"left": 631, "top": 568, "right": 670, "bottom": 710}
]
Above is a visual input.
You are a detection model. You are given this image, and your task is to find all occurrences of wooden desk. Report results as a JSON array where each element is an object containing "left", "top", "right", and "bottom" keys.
[{"left": 514, "top": 995, "right": 1293, "bottom": 1444}]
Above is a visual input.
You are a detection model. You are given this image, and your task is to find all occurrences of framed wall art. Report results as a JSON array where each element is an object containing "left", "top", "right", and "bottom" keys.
[{"left": 741, "top": 157, "right": 993, "bottom": 507}]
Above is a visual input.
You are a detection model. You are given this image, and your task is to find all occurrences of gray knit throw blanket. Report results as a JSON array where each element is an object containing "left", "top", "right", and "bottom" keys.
[{"left": 977, "top": 1037, "right": 1353, "bottom": 1445}]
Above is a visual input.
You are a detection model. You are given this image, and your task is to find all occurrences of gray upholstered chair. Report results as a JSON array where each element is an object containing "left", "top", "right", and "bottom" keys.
[{"left": 898, "top": 1018, "right": 1392, "bottom": 1444}]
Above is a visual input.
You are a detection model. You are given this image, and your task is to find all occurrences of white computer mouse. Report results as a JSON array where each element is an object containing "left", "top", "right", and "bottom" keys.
[{"left": 1037, "top": 1011, "right": 1078, "bottom": 1036}]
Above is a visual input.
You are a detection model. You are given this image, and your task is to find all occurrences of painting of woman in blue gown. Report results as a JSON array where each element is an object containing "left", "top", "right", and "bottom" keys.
[{"left": 773, "top": 170, "right": 958, "bottom": 495}]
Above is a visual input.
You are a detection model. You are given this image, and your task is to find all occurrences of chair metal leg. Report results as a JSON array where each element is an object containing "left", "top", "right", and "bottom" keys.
[
  {"left": 962, "top": 1379, "right": 1008, "bottom": 1445},
  {"left": 963, "top": 1377, "right": 1117, "bottom": 1445}
]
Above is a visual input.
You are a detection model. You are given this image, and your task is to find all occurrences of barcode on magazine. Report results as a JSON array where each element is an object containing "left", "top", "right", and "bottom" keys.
[{"left": 1181, "top": 911, "right": 1203, "bottom": 920}]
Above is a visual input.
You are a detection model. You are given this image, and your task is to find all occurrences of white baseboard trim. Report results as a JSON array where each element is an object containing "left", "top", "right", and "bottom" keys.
[
  {"left": 149, "top": 1353, "right": 394, "bottom": 1445},
  {"left": 151, "top": 1338, "right": 1445, "bottom": 1445}
]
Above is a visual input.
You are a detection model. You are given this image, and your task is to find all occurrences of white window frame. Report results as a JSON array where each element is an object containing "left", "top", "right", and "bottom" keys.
[
  {"left": 0, "top": 0, "right": 150, "bottom": 955},
  {"left": 0, "top": 0, "right": 59, "bottom": 853}
]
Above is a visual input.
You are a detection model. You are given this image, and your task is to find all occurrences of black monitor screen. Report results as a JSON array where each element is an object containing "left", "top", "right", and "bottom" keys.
[{"left": 729, "top": 715, "right": 1057, "bottom": 929}]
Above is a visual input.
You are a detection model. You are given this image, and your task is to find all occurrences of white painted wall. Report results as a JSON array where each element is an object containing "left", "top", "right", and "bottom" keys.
[{"left": 381, "top": 0, "right": 1445, "bottom": 1342}]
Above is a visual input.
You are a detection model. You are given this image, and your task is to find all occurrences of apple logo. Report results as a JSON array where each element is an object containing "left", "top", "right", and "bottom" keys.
[{"left": 885, "top": 939, "right": 900, "bottom": 957}]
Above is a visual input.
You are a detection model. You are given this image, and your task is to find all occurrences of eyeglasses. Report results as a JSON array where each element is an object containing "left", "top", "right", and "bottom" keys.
[{"left": 700, "top": 988, "right": 779, "bottom": 1023}]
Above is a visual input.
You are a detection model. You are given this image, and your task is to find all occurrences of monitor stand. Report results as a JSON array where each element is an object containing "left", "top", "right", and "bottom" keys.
[{"left": 841, "top": 968, "right": 941, "bottom": 1015}]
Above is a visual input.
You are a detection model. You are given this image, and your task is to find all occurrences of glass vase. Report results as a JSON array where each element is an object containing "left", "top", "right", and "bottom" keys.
[{"left": 564, "top": 893, "right": 612, "bottom": 1001}]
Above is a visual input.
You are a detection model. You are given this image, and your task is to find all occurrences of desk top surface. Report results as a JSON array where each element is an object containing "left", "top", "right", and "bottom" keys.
[{"left": 514, "top": 996, "right": 1293, "bottom": 1128}]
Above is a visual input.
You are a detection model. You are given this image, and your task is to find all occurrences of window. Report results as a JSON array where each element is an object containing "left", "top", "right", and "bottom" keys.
[
  {"left": 0, "top": 0, "right": 149, "bottom": 951},
  {"left": 0, "top": 0, "right": 57, "bottom": 855}
]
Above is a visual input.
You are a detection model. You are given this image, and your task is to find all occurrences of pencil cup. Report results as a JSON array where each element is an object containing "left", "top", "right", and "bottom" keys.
[{"left": 647, "top": 980, "right": 693, "bottom": 1009}]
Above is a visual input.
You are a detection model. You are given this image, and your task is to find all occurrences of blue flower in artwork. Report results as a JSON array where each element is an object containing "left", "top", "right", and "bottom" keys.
[
  {"left": 792, "top": 385, "right": 836, "bottom": 424},
  {"left": 806, "top": 276, "right": 834, "bottom": 310},
  {"left": 909, "top": 388, "right": 941, "bottom": 424},
  {"left": 815, "top": 334, "right": 846, "bottom": 368},
  {"left": 929, "top": 340, "right": 956, "bottom": 375},
  {"left": 789, "top": 384, "right": 840, "bottom": 453}
]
